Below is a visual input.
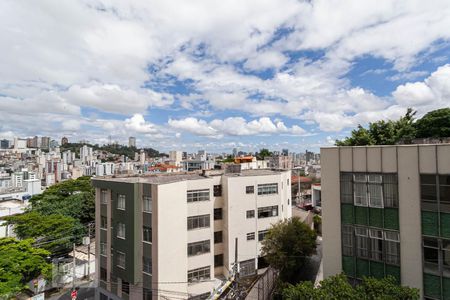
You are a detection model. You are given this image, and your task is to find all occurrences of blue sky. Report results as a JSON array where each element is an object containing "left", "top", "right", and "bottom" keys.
[{"left": 1, "top": 0, "right": 450, "bottom": 153}]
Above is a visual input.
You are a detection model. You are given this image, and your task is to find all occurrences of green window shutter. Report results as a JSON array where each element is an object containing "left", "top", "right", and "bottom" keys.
[
  {"left": 354, "top": 206, "right": 368, "bottom": 225},
  {"left": 441, "top": 212, "right": 450, "bottom": 238},
  {"left": 369, "top": 261, "right": 384, "bottom": 279},
  {"left": 356, "top": 258, "right": 370, "bottom": 279},
  {"left": 369, "top": 208, "right": 383, "bottom": 228},
  {"left": 423, "top": 273, "right": 441, "bottom": 299},
  {"left": 342, "top": 256, "right": 355, "bottom": 277},
  {"left": 422, "top": 211, "right": 439, "bottom": 236},
  {"left": 384, "top": 208, "right": 399, "bottom": 230},
  {"left": 385, "top": 265, "right": 401, "bottom": 284},
  {"left": 341, "top": 204, "right": 354, "bottom": 224}
]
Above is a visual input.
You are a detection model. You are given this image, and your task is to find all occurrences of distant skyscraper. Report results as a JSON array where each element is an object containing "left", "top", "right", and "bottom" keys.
[
  {"left": 282, "top": 148, "right": 289, "bottom": 156},
  {"left": 40, "top": 136, "right": 50, "bottom": 149},
  {"left": 232, "top": 148, "right": 238, "bottom": 157},
  {"left": 129, "top": 136, "right": 136, "bottom": 148},
  {"left": 0, "top": 139, "right": 10, "bottom": 149},
  {"left": 61, "top": 136, "right": 69, "bottom": 145}
]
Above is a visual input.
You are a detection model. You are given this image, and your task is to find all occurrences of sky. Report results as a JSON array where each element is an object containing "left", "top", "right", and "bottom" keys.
[{"left": 1, "top": 0, "right": 450, "bottom": 153}]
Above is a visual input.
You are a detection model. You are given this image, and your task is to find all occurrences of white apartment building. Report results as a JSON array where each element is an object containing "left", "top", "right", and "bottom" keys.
[
  {"left": 92, "top": 169, "right": 291, "bottom": 300},
  {"left": 169, "top": 150, "right": 183, "bottom": 166}
]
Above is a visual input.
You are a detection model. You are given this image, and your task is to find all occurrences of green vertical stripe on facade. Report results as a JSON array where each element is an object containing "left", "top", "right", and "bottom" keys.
[
  {"left": 369, "top": 261, "right": 384, "bottom": 279},
  {"left": 354, "top": 206, "right": 368, "bottom": 225},
  {"left": 342, "top": 256, "right": 355, "bottom": 277},
  {"left": 383, "top": 208, "right": 399, "bottom": 230},
  {"left": 341, "top": 204, "right": 354, "bottom": 224},
  {"left": 385, "top": 265, "right": 401, "bottom": 284},
  {"left": 443, "top": 277, "right": 450, "bottom": 300},
  {"left": 356, "top": 258, "right": 370, "bottom": 279},
  {"left": 424, "top": 273, "right": 441, "bottom": 299},
  {"left": 369, "top": 208, "right": 383, "bottom": 228},
  {"left": 440, "top": 213, "right": 450, "bottom": 238},
  {"left": 422, "top": 211, "right": 439, "bottom": 236}
]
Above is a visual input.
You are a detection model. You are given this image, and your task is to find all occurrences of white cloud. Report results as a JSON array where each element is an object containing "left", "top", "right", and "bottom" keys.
[{"left": 124, "top": 114, "right": 159, "bottom": 134}]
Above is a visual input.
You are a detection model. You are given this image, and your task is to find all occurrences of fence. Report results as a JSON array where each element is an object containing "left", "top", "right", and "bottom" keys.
[{"left": 245, "top": 267, "right": 278, "bottom": 300}]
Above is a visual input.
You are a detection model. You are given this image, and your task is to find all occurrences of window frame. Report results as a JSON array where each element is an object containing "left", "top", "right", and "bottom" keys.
[
  {"left": 257, "top": 183, "right": 278, "bottom": 196},
  {"left": 187, "top": 266, "right": 211, "bottom": 283},
  {"left": 143, "top": 226, "right": 152, "bottom": 243},
  {"left": 187, "top": 240, "right": 211, "bottom": 257},
  {"left": 117, "top": 223, "right": 126, "bottom": 239},
  {"left": 187, "top": 189, "right": 210, "bottom": 203},
  {"left": 117, "top": 251, "right": 126, "bottom": 269},
  {"left": 187, "top": 214, "right": 210, "bottom": 230},
  {"left": 214, "top": 208, "right": 222, "bottom": 220},
  {"left": 246, "top": 186, "right": 254, "bottom": 194},
  {"left": 246, "top": 210, "right": 255, "bottom": 219},
  {"left": 143, "top": 196, "right": 152, "bottom": 213},
  {"left": 247, "top": 232, "right": 255, "bottom": 241},
  {"left": 117, "top": 194, "right": 126, "bottom": 210}
]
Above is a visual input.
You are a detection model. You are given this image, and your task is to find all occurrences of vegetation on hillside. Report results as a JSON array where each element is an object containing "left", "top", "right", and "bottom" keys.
[
  {"left": 0, "top": 238, "right": 51, "bottom": 298},
  {"left": 60, "top": 143, "right": 166, "bottom": 159},
  {"left": 336, "top": 108, "right": 450, "bottom": 146}
]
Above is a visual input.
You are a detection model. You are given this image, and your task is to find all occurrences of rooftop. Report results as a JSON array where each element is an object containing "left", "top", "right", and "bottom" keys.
[{"left": 92, "top": 168, "right": 288, "bottom": 185}]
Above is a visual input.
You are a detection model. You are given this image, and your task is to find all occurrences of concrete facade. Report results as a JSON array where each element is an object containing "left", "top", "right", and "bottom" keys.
[
  {"left": 322, "top": 144, "right": 450, "bottom": 299},
  {"left": 93, "top": 169, "right": 291, "bottom": 300}
]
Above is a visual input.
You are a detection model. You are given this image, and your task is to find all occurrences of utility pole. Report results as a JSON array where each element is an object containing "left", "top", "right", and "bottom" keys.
[
  {"left": 233, "top": 237, "right": 239, "bottom": 299},
  {"left": 72, "top": 243, "right": 76, "bottom": 289},
  {"left": 87, "top": 223, "right": 91, "bottom": 281}
]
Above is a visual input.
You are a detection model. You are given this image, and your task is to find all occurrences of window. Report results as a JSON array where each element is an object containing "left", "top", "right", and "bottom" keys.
[
  {"left": 342, "top": 225, "right": 353, "bottom": 256},
  {"left": 143, "top": 226, "right": 152, "bottom": 243},
  {"left": 101, "top": 216, "right": 107, "bottom": 230},
  {"left": 122, "top": 280, "right": 129, "bottom": 295},
  {"left": 101, "top": 189, "right": 108, "bottom": 204},
  {"left": 143, "top": 256, "right": 152, "bottom": 274},
  {"left": 355, "top": 227, "right": 369, "bottom": 258},
  {"left": 440, "top": 175, "right": 450, "bottom": 212},
  {"left": 246, "top": 186, "right": 254, "bottom": 194},
  {"left": 369, "top": 229, "right": 383, "bottom": 261},
  {"left": 100, "top": 293, "right": 108, "bottom": 300},
  {"left": 258, "top": 230, "right": 269, "bottom": 241},
  {"left": 188, "top": 266, "right": 210, "bottom": 283},
  {"left": 214, "top": 208, "right": 222, "bottom": 220},
  {"left": 117, "top": 251, "right": 126, "bottom": 268},
  {"left": 247, "top": 232, "right": 255, "bottom": 241},
  {"left": 187, "top": 189, "right": 210, "bottom": 203},
  {"left": 423, "top": 237, "right": 439, "bottom": 275},
  {"left": 384, "top": 231, "right": 400, "bottom": 266},
  {"left": 383, "top": 174, "right": 398, "bottom": 207},
  {"left": 143, "top": 196, "right": 152, "bottom": 213},
  {"left": 100, "top": 267, "right": 107, "bottom": 281},
  {"left": 340, "top": 173, "right": 353, "bottom": 203},
  {"left": 257, "top": 183, "right": 278, "bottom": 195},
  {"left": 214, "top": 254, "right": 224, "bottom": 267},
  {"left": 214, "top": 231, "right": 223, "bottom": 244},
  {"left": 188, "top": 240, "right": 210, "bottom": 256},
  {"left": 240, "top": 259, "right": 256, "bottom": 277},
  {"left": 354, "top": 174, "right": 368, "bottom": 206},
  {"left": 187, "top": 215, "right": 210, "bottom": 230},
  {"left": 368, "top": 174, "right": 383, "bottom": 208},
  {"left": 214, "top": 185, "right": 222, "bottom": 197},
  {"left": 117, "top": 223, "right": 126, "bottom": 239},
  {"left": 100, "top": 242, "right": 107, "bottom": 256},
  {"left": 246, "top": 210, "right": 255, "bottom": 219},
  {"left": 421, "top": 174, "right": 438, "bottom": 211},
  {"left": 257, "top": 206, "right": 278, "bottom": 218},
  {"left": 117, "top": 194, "right": 126, "bottom": 210},
  {"left": 143, "top": 288, "right": 152, "bottom": 300}
]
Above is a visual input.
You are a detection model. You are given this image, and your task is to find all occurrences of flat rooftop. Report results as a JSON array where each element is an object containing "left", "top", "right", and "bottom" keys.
[{"left": 92, "top": 169, "right": 288, "bottom": 185}]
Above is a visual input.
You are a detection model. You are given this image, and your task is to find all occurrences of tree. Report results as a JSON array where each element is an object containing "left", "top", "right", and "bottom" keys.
[
  {"left": 261, "top": 217, "right": 317, "bottom": 283},
  {"left": 257, "top": 148, "right": 272, "bottom": 160},
  {"left": 0, "top": 238, "right": 51, "bottom": 298},
  {"left": 5, "top": 212, "right": 85, "bottom": 255},
  {"left": 415, "top": 108, "right": 450, "bottom": 138},
  {"left": 282, "top": 274, "right": 419, "bottom": 300},
  {"left": 336, "top": 109, "right": 416, "bottom": 146}
]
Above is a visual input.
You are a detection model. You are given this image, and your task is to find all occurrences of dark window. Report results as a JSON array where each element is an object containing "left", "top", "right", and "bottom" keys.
[
  {"left": 246, "top": 186, "right": 254, "bottom": 194},
  {"left": 257, "top": 183, "right": 278, "bottom": 195},
  {"left": 187, "top": 214, "right": 210, "bottom": 230},
  {"left": 421, "top": 174, "right": 438, "bottom": 211},
  {"left": 143, "top": 288, "right": 152, "bottom": 300},
  {"left": 246, "top": 210, "right": 255, "bottom": 219},
  {"left": 247, "top": 232, "right": 255, "bottom": 241},
  {"left": 143, "top": 257, "right": 152, "bottom": 274},
  {"left": 100, "top": 293, "right": 108, "bottom": 300},
  {"left": 122, "top": 280, "right": 130, "bottom": 295},
  {"left": 383, "top": 174, "right": 398, "bottom": 207},
  {"left": 423, "top": 237, "right": 439, "bottom": 275},
  {"left": 143, "top": 226, "right": 152, "bottom": 243},
  {"left": 187, "top": 189, "right": 210, "bottom": 202},
  {"left": 240, "top": 259, "right": 256, "bottom": 277},
  {"left": 340, "top": 173, "right": 353, "bottom": 203},
  {"left": 257, "top": 206, "right": 278, "bottom": 218},
  {"left": 101, "top": 216, "right": 107, "bottom": 229},
  {"left": 188, "top": 240, "right": 210, "bottom": 256},
  {"left": 258, "top": 230, "right": 269, "bottom": 241},
  {"left": 342, "top": 225, "right": 353, "bottom": 256},
  {"left": 214, "top": 254, "right": 224, "bottom": 267},
  {"left": 440, "top": 175, "right": 450, "bottom": 212},
  {"left": 214, "top": 208, "right": 223, "bottom": 220},
  {"left": 214, "top": 231, "right": 223, "bottom": 244},
  {"left": 188, "top": 266, "right": 210, "bottom": 282},
  {"left": 100, "top": 267, "right": 107, "bottom": 281},
  {"left": 214, "top": 185, "right": 222, "bottom": 197}
]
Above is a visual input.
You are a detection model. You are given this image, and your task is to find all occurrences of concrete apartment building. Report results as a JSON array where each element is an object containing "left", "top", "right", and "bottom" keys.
[
  {"left": 92, "top": 169, "right": 291, "bottom": 300},
  {"left": 321, "top": 144, "right": 450, "bottom": 300}
]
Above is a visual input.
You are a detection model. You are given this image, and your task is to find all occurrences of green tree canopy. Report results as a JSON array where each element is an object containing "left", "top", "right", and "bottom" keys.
[
  {"left": 0, "top": 238, "right": 51, "bottom": 298},
  {"left": 261, "top": 217, "right": 317, "bottom": 283},
  {"left": 257, "top": 148, "right": 272, "bottom": 160},
  {"left": 282, "top": 274, "right": 419, "bottom": 300},
  {"left": 415, "top": 108, "right": 450, "bottom": 138}
]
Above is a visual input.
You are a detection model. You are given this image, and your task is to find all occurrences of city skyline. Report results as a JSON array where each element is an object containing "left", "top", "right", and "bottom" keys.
[{"left": 1, "top": 1, "right": 450, "bottom": 152}]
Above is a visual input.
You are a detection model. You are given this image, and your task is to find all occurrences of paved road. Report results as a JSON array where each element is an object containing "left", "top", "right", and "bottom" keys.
[{"left": 49, "top": 286, "right": 95, "bottom": 300}]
